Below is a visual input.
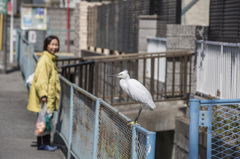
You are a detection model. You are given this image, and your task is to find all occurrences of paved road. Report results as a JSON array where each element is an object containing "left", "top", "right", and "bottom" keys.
[{"left": 0, "top": 70, "right": 65, "bottom": 159}]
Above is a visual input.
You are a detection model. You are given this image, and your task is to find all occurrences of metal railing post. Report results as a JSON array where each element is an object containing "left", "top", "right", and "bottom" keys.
[
  {"left": 144, "top": 129, "right": 156, "bottom": 159},
  {"left": 189, "top": 99, "right": 200, "bottom": 159},
  {"left": 15, "top": 30, "right": 20, "bottom": 64},
  {"left": 131, "top": 125, "right": 137, "bottom": 159},
  {"left": 92, "top": 98, "right": 100, "bottom": 159},
  {"left": 25, "top": 45, "right": 31, "bottom": 85},
  {"left": 30, "top": 45, "right": 35, "bottom": 73},
  {"left": 207, "top": 105, "right": 212, "bottom": 159},
  {"left": 19, "top": 37, "right": 23, "bottom": 71},
  {"left": 67, "top": 84, "right": 74, "bottom": 159}
]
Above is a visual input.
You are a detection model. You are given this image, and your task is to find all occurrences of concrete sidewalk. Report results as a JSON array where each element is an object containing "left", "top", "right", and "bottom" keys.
[{"left": 0, "top": 70, "right": 65, "bottom": 159}]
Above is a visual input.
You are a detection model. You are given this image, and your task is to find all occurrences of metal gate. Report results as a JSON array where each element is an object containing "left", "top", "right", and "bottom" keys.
[{"left": 189, "top": 99, "right": 240, "bottom": 159}]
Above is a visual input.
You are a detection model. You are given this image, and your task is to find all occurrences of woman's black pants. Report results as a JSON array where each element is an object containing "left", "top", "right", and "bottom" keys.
[{"left": 37, "top": 134, "right": 50, "bottom": 147}]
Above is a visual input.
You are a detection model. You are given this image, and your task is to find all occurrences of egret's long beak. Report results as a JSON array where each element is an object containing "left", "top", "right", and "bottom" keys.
[{"left": 108, "top": 74, "right": 118, "bottom": 77}]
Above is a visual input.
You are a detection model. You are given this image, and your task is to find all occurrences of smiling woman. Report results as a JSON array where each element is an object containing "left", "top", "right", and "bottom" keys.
[
  {"left": 27, "top": 35, "right": 61, "bottom": 151},
  {"left": 46, "top": 38, "right": 59, "bottom": 54},
  {"left": 44, "top": 35, "right": 60, "bottom": 54}
]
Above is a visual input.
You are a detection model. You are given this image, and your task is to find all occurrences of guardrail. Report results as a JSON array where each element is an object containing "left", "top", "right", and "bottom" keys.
[
  {"left": 61, "top": 50, "right": 194, "bottom": 105},
  {"left": 58, "top": 74, "right": 156, "bottom": 159},
  {"left": 61, "top": 60, "right": 95, "bottom": 94}
]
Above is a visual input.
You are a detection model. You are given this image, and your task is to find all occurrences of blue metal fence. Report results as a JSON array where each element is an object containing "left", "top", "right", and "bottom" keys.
[
  {"left": 16, "top": 28, "right": 156, "bottom": 159},
  {"left": 58, "top": 75, "right": 156, "bottom": 159},
  {"left": 15, "top": 29, "right": 39, "bottom": 86},
  {"left": 189, "top": 99, "right": 240, "bottom": 159}
]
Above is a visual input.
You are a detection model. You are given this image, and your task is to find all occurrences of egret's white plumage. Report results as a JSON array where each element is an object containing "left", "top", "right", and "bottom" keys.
[
  {"left": 118, "top": 70, "right": 156, "bottom": 110},
  {"left": 112, "top": 70, "right": 156, "bottom": 123}
]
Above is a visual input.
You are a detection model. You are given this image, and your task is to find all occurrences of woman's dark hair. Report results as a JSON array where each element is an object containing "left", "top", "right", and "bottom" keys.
[{"left": 43, "top": 35, "right": 60, "bottom": 52}]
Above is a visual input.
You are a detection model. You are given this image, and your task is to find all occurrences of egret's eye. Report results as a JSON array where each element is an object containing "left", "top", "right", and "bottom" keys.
[{"left": 119, "top": 74, "right": 122, "bottom": 76}]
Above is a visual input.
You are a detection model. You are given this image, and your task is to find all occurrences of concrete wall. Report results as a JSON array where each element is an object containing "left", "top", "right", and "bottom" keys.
[
  {"left": 138, "top": 15, "right": 158, "bottom": 53},
  {"left": 166, "top": 24, "right": 208, "bottom": 52},
  {"left": 181, "top": 0, "right": 210, "bottom": 26},
  {"left": 166, "top": 24, "right": 208, "bottom": 109},
  {"left": 172, "top": 117, "right": 207, "bottom": 159}
]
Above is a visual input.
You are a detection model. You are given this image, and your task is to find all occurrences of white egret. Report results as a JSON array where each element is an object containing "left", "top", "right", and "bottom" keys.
[{"left": 109, "top": 70, "right": 156, "bottom": 125}]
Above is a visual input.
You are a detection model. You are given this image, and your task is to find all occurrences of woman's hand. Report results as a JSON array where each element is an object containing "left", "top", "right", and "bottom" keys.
[{"left": 41, "top": 96, "right": 47, "bottom": 103}]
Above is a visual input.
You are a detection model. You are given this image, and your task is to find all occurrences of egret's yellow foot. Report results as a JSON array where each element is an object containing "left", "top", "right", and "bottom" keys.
[{"left": 127, "top": 121, "right": 138, "bottom": 129}]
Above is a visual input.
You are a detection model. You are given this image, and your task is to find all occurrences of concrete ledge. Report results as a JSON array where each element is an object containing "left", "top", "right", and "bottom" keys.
[{"left": 115, "top": 100, "right": 187, "bottom": 132}]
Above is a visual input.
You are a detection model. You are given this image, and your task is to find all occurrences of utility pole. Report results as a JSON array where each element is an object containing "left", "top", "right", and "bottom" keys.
[{"left": 2, "top": 14, "right": 7, "bottom": 73}]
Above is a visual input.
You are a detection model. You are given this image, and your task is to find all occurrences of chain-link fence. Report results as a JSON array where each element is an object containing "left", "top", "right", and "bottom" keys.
[
  {"left": 211, "top": 104, "right": 240, "bottom": 158},
  {"left": 56, "top": 77, "right": 71, "bottom": 145},
  {"left": 189, "top": 99, "right": 240, "bottom": 159},
  {"left": 58, "top": 75, "right": 156, "bottom": 159}
]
